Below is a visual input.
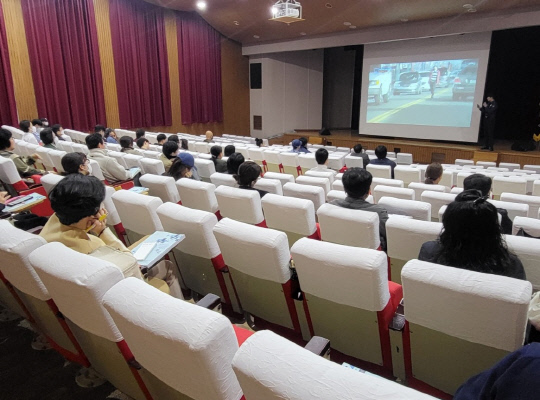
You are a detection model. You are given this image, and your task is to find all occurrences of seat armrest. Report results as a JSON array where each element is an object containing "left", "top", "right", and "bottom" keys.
[
  {"left": 389, "top": 300, "right": 405, "bottom": 331},
  {"left": 304, "top": 336, "right": 331, "bottom": 357},
  {"left": 195, "top": 293, "right": 221, "bottom": 310}
]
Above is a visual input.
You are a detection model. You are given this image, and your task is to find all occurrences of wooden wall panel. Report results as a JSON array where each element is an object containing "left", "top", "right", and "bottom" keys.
[{"left": 1, "top": 0, "right": 37, "bottom": 120}]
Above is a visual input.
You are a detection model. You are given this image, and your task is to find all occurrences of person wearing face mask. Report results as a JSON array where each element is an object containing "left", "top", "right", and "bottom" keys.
[
  {"left": 61, "top": 152, "right": 92, "bottom": 176},
  {"left": 19, "top": 119, "right": 39, "bottom": 145},
  {"left": 31, "top": 119, "right": 44, "bottom": 143}
]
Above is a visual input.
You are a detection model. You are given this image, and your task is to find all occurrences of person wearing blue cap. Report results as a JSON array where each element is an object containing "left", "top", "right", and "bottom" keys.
[
  {"left": 164, "top": 152, "right": 201, "bottom": 181},
  {"left": 290, "top": 139, "right": 302, "bottom": 153}
]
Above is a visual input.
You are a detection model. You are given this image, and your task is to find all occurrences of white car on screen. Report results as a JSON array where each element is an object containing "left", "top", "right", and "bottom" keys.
[
  {"left": 419, "top": 71, "right": 431, "bottom": 91},
  {"left": 368, "top": 70, "right": 392, "bottom": 105}
]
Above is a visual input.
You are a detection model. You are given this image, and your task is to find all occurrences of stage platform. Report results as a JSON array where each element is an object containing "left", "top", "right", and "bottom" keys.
[{"left": 269, "top": 130, "right": 540, "bottom": 166}]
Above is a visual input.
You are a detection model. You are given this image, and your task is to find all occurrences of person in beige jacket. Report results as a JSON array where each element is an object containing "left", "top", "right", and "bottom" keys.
[
  {"left": 85, "top": 133, "right": 132, "bottom": 183},
  {"left": 160, "top": 140, "right": 179, "bottom": 173}
]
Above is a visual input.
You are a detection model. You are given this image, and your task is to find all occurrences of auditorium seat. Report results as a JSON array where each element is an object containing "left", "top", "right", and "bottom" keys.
[
  {"left": 297, "top": 153, "right": 317, "bottom": 174},
  {"left": 499, "top": 162, "right": 520, "bottom": 171},
  {"left": 215, "top": 185, "right": 266, "bottom": 226},
  {"left": 40, "top": 173, "right": 65, "bottom": 195},
  {"left": 139, "top": 174, "right": 180, "bottom": 204},
  {"left": 101, "top": 186, "right": 128, "bottom": 245},
  {"left": 367, "top": 164, "right": 392, "bottom": 179},
  {"left": 213, "top": 218, "right": 303, "bottom": 337},
  {"left": 317, "top": 204, "right": 380, "bottom": 249},
  {"left": 456, "top": 172, "right": 473, "bottom": 187},
  {"left": 386, "top": 218, "right": 442, "bottom": 283},
  {"left": 253, "top": 177, "right": 283, "bottom": 195},
  {"left": 261, "top": 171, "right": 294, "bottom": 187},
  {"left": 523, "top": 164, "right": 540, "bottom": 174},
  {"left": 47, "top": 149, "right": 67, "bottom": 173},
  {"left": 194, "top": 141, "right": 209, "bottom": 154},
  {"left": 504, "top": 234, "right": 540, "bottom": 290},
  {"left": 34, "top": 147, "right": 56, "bottom": 171},
  {"left": 108, "top": 151, "right": 129, "bottom": 168},
  {"left": 278, "top": 152, "right": 302, "bottom": 176},
  {"left": 344, "top": 154, "right": 363, "bottom": 169},
  {"left": 304, "top": 169, "right": 335, "bottom": 184},
  {"left": 500, "top": 192, "right": 540, "bottom": 218},
  {"left": 394, "top": 166, "right": 421, "bottom": 186},
  {"left": 331, "top": 179, "right": 344, "bottom": 191},
  {"left": 326, "top": 190, "right": 347, "bottom": 202},
  {"left": 105, "top": 143, "right": 121, "bottom": 152},
  {"left": 71, "top": 143, "right": 89, "bottom": 154},
  {"left": 400, "top": 259, "right": 532, "bottom": 397},
  {"left": 512, "top": 216, "right": 540, "bottom": 236},
  {"left": 283, "top": 182, "right": 325, "bottom": 212},
  {"left": 371, "top": 177, "right": 404, "bottom": 191},
  {"left": 420, "top": 191, "right": 457, "bottom": 221},
  {"left": 334, "top": 172, "right": 343, "bottom": 180},
  {"left": 262, "top": 150, "right": 282, "bottom": 173},
  {"left": 396, "top": 153, "right": 414, "bottom": 165},
  {"left": 455, "top": 159, "right": 474, "bottom": 166},
  {"left": 476, "top": 161, "right": 496, "bottom": 168},
  {"left": 295, "top": 176, "right": 331, "bottom": 197},
  {"left": 176, "top": 179, "right": 220, "bottom": 217},
  {"left": 488, "top": 198, "right": 529, "bottom": 221},
  {"left": 378, "top": 197, "right": 431, "bottom": 221},
  {"left": 408, "top": 182, "right": 446, "bottom": 200},
  {"left": 438, "top": 170, "right": 455, "bottom": 188},
  {"left": 261, "top": 194, "right": 319, "bottom": 246},
  {"left": 291, "top": 238, "right": 401, "bottom": 374},
  {"left": 141, "top": 150, "right": 161, "bottom": 160},
  {"left": 30, "top": 243, "right": 152, "bottom": 400},
  {"left": 372, "top": 185, "right": 415, "bottom": 203},
  {"left": 247, "top": 147, "right": 267, "bottom": 171},
  {"left": 210, "top": 172, "right": 237, "bottom": 188},
  {"left": 194, "top": 158, "right": 216, "bottom": 182},
  {"left": 139, "top": 158, "right": 165, "bottom": 175},
  {"left": 492, "top": 176, "right": 527, "bottom": 199},
  {"left": 450, "top": 186, "right": 463, "bottom": 194}
]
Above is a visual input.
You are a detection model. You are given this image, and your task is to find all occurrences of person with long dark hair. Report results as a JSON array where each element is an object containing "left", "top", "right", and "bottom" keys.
[
  {"left": 418, "top": 189, "right": 525, "bottom": 279},
  {"left": 164, "top": 153, "right": 194, "bottom": 181},
  {"left": 160, "top": 141, "right": 179, "bottom": 173},
  {"left": 233, "top": 161, "right": 267, "bottom": 198},
  {"left": 424, "top": 162, "right": 443, "bottom": 184},
  {"left": 210, "top": 145, "right": 227, "bottom": 173}
]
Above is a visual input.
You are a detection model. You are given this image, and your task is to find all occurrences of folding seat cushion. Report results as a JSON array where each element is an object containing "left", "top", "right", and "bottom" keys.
[
  {"left": 233, "top": 330, "right": 436, "bottom": 400},
  {"left": 278, "top": 152, "right": 301, "bottom": 176},
  {"left": 326, "top": 190, "right": 347, "bottom": 202},
  {"left": 394, "top": 166, "right": 421, "bottom": 186},
  {"left": 304, "top": 169, "right": 335, "bottom": 184},
  {"left": 505, "top": 234, "right": 540, "bottom": 290},
  {"left": 371, "top": 177, "right": 404, "bottom": 191},
  {"left": 103, "top": 278, "right": 246, "bottom": 400},
  {"left": 386, "top": 218, "right": 442, "bottom": 284},
  {"left": 344, "top": 154, "right": 363, "bottom": 169},
  {"left": 195, "top": 158, "right": 217, "bottom": 182},
  {"left": 420, "top": 191, "right": 457, "bottom": 221},
  {"left": 139, "top": 174, "right": 180, "bottom": 204},
  {"left": 373, "top": 185, "right": 415, "bottom": 203},
  {"left": 176, "top": 179, "right": 220, "bottom": 215},
  {"left": 401, "top": 260, "right": 532, "bottom": 396},
  {"left": 156, "top": 203, "right": 237, "bottom": 311},
  {"left": 295, "top": 176, "right": 331, "bottom": 197},
  {"left": 262, "top": 150, "right": 281, "bottom": 173},
  {"left": 41, "top": 173, "right": 65, "bottom": 195},
  {"left": 488, "top": 199, "right": 528, "bottom": 221},
  {"left": 139, "top": 157, "right": 165, "bottom": 175},
  {"left": 112, "top": 190, "right": 163, "bottom": 243},
  {"left": 396, "top": 153, "right": 414, "bottom": 165},
  {"left": 378, "top": 197, "right": 431, "bottom": 221},
  {"left": 298, "top": 154, "right": 317, "bottom": 173},
  {"left": 283, "top": 182, "right": 325, "bottom": 213},
  {"left": 492, "top": 176, "right": 527, "bottom": 198},
  {"left": 408, "top": 182, "right": 446, "bottom": 200},
  {"left": 499, "top": 193, "right": 540, "bottom": 218},
  {"left": 367, "top": 164, "right": 392, "bottom": 179},
  {"left": 317, "top": 203, "right": 380, "bottom": 249},
  {"left": 30, "top": 243, "right": 151, "bottom": 400},
  {"left": 214, "top": 185, "right": 265, "bottom": 226},
  {"left": 291, "top": 238, "right": 402, "bottom": 372},
  {"left": 261, "top": 194, "right": 319, "bottom": 247},
  {"left": 210, "top": 172, "right": 237, "bottom": 188},
  {"left": 253, "top": 178, "right": 282, "bottom": 195},
  {"left": 261, "top": 171, "right": 294, "bottom": 187}
]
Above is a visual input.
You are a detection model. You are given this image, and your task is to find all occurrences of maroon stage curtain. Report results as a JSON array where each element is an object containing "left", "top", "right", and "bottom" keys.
[
  {"left": 0, "top": 3, "right": 20, "bottom": 126},
  {"left": 21, "top": 0, "right": 106, "bottom": 131},
  {"left": 177, "top": 12, "right": 223, "bottom": 125},
  {"left": 109, "top": 0, "right": 171, "bottom": 129}
]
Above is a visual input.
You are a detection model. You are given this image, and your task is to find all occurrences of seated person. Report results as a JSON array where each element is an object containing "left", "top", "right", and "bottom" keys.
[
  {"left": 309, "top": 148, "right": 337, "bottom": 177},
  {"left": 40, "top": 174, "right": 172, "bottom": 294},
  {"left": 330, "top": 168, "right": 389, "bottom": 250},
  {"left": 161, "top": 141, "right": 179, "bottom": 172},
  {"left": 349, "top": 144, "right": 370, "bottom": 168},
  {"left": 94, "top": 124, "right": 106, "bottom": 136},
  {"left": 19, "top": 119, "right": 39, "bottom": 145},
  {"left": 224, "top": 144, "right": 235, "bottom": 157},
  {"left": 167, "top": 134, "right": 179, "bottom": 144},
  {"left": 104, "top": 128, "right": 118, "bottom": 144},
  {"left": 290, "top": 139, "right": 302, "bottom": 153},
  {"left": 0, "top": 128, "right": 46, "bottom": 180},
  {"left": 164, "top": 152, "right": 195, "bottom": 181},
  {"left": 61, "top": 152, "right": 91, "bottom": 175},
  {"left": 210, "top": 145, "right": 227, "bottom": 173},
  {"left": 424, "top": 162, "right": 443, "bottom": 184},
  {"left": 85, "top": 133, "right": 134, "bottom": 183},
  {"left": 204, "top": 130, "right": 214, "bottom": 143},
  {"left": 298, "top": 137, "right": 311, "bottom": 153},
  {"left": 370, "top": 145, "right": 396, "bottom": 178},
  {"left": 156, "top": 133, "right": 166, "bottom": 145},
  {"left": 31, "top": 119, "right": 44, "bottom": 142},
  {"left": 227, "top": 152, "right": 245, "bottom": 175},
  {"left": 40, "top": 128, "right": 56, "bottom": 149},
  {"left": 234, "top": 161, "right": 267, "bottom": 198},
  {"left": 255, "top": 138, "right": 263, "bottom": 147},
  {"left": 180, "top": 138, "right": 189, "bottom": 150},
  {"left": 136, "top": 137, "right": 150, "bottom": 150},
  {"left": 135, "top": 128, "right": 145, "bottom": 140},
  {"left": 418, "top": 189, "right": 525, "bottom": 280},
  {"left": 51, "top": 124, "right": 72, "bottom": 142},
  {"left": 119, "top": 136, "right": 142, "bottom": 155},
  {"left": 464, "top": 173, "right": 512, "bottom": 234}
]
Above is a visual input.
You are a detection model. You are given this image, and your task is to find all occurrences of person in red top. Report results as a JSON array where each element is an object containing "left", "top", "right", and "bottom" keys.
[{"left": 429, "top": 66, "right": 440, "bottom": 99}]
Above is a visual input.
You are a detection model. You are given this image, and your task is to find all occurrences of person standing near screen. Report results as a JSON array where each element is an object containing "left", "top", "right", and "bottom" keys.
[
  {"left": 429, "top": 66, "right": 440, "bottom": 99},
  {"left": 477, "top": 95, "right": 498, "bottom": 151}
]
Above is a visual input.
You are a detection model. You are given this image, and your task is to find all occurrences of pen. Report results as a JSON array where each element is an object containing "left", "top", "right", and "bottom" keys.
[{"left": 85, "top": 213, "right": 108, "bottom": 232}]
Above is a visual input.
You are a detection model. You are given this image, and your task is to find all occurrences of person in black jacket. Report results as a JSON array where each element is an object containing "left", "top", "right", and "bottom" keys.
[{"left": 477, "top": 95, "right": 498, "bottom": 151}]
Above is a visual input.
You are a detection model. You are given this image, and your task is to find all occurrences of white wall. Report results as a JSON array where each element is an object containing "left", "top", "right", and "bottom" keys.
[{"left": 250, "top": 50, "right": 323, "bottom": 138}]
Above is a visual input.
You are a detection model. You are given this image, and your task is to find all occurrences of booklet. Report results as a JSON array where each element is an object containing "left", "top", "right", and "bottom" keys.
[
  {"left": 4, "top": 193, "right": 46, "bottom": 213},
  {"left": 128, "top": 186, "right": 148, "bottom": 194},
  {"left": 131, "top": 231, "right": 185, "bottom": 268}
]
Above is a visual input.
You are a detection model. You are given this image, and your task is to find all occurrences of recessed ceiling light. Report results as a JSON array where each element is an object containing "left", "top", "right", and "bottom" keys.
[
  {"left": 196, "top": 1, "right": 207, "bottom": 11},
  {"left": 233, "top": 20, "right": 239, "bottom": 25},
  {"left": 349, "top": 25, "right": 357, "bottom": 29},
  {"left": 467, "top": 8, "right": 477, "bottom": 12},
  {"left": 462, "top": 4, "right": 473, "bottom": 8},
  {"left": 343, "top": 22, "right": 351, "bottom": 26},
  {"left": 401, "top": 18, "right": 409, "bottom": 22},
  {"left": 253, "top": 35, "right": 260, "bottom": 39},
  {"left": 271, "top": 6, "right": 278, "bottom": 15},
  {"left": 325, "top": 3, "right": 333, "bottom": 8},
  {"left": 300, "top": 32, "right": 307, "bottom": 36}
]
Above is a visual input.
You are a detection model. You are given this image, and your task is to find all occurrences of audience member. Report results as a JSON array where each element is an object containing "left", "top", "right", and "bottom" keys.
[
  {"left": 167, "top": 134, "right": 179, "bottom": 143},
  {"left": 156, "top": 133, "right": 167, "bottom": 145},
  {"left": 424, "top": 162, "right": 443, "bottom": 184},
  {"left": 290, "top": 139, "right": 302, "bottom": 153},
  {"left": 31, "top": 119, "right": 43, "bottom": 142},
  {"left": 255, "top": 138, "right": 263, "bottom": 147},
  {"left": 298, "top": 137, "right": 311, "bottom": 153},
  {"left": 165, "top": 153, "right": 194, "bottom": 181},
  {"left": 104, "top": 128, "right": 118, "bottom": 144},
  {"left": 119, "top": 136, "right": 142, "bottom": 155},
  {"left": 0, "top": 128, "right": 45, "bottom": 179},
  {"left": 210, "top": 145, "right": 227, "bottom": 173},
  {"left": 180, "top": 138, "right": 189, "bottom": 150},
  {"left": 224, "top": 144, "right": 235, "bottom": 157},
  {"left": 161, "top": 141, "right": 179, "bottom": 172},
  {"left": 464, "top": 173, "right": 512, "bottom": 234},
  {"left": 136, "top": 137, "right": 150, "bottom": 150},
  {"left": 350, "top": 144, "right": 370, "bottom": 168},
  {"left": 330, "top": 168, "right": 389, "bottom": 250},
  {"left": 227, "top": 152, "right": 245, "bottom": 175},
  {"left": 94, "top": 124, "right": 106, "bottom": 136},
  {"left": 309, "top": 148, "right": 337, "bottom": 177},
  {"left": 418, "top": 189, "right": 525, "bottom": 280},
  {"left": 204, "top": 130, "right": 214, "bottom": 143},
  {"left": 370, "top": 145, "right": 396, "bottom": 178},
  {"left": 135, "top": 129, "right": 145, "bottom": 139},
  {"left": 86, "top": 133, "right": 132, "bottom": 183},
  {"left": 52, "top": 124, "right": 71, "bottom": 142},
  {"left": 19, "top": 119, "right": 39, "bottom": 145},
  {"left": 234, "top": 161, "right": 267, "bottom": 198},
  {"left": 61, "top": 152, "right": 90, "bottom": 175},
  {"left": 40, "top": 128, "right": 56, "bottom": 149},
  {"left": 40, "top": 118, "right": 49, "bottom": 127}
]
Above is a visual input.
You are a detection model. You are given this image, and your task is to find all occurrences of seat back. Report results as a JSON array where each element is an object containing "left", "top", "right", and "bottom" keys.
[
  {"left": 327, "top": 153, "right": 345, "bottom": 171},
  {"left": 297, "top": 154, "right": 317, "bottom": 172},
  {"left": 455, "top": 159, "right": 474, "bottom": 166},
  {"left": 103, "top": 278, "right": 243, "bottom": 400},
  {"left": 344, "top": 155, "right": 363, "bottom": 169},
  {"left": 476, "top": 161, "right": 496, "bottom": 168},
  {"left": 420, "top": 191, "right": 457, "bottom": 221},
  {"left": 402, "top": 259, "right": 531, "bottom": 395},
  {"left": 396, "top": 153, "right": 413, "bottom": 165},
  {"left": 261, "top": 194, "right": 317, "bottom": 246},
  {"left": 505, "top": 234, "right": 540, "bottom": 290},
  {"left": 105, "top": 143, "right": 121, "bottom": 152},
  {"left": 500, "top": 192, "right": 540, "bottom": 218},
  {"left": 47, "top": 150, "right": 67, "bottom": 173},
  {"left": 456, "top": 172, "right": 473, "bottom": 187},
  {"left": 371, "top": 177, "right": 404, "bottom": 191},
  {"left": 283, "top": 182, "right": 325, "bottom": 212},
  {"left": 112, "top": 190, "right": 163, "bottom": 241},
  {"left": 488, "top": 199, "right": 529, "bottom": 221},
  {"left": 499, "top": 162, "right": 520, "bottom": 171},
  {"left": 35, "top": 147, "right": 55, "bottom": 170},
  {"left": 278, "top": 152, "right": 301, "bottom": 176},
  {"left": 194, "top": 142, "right": 209, "bottom": 154},
  {"left": 0, "top": 156, "right": 25, "bottom": 185},
  {"left": 493, "top": 176, "right": 527, "bottom": 198},
  {"left": 247, "top": 147, "right": 265, "bottom": 163},
  {"left": 176, "top": 179, "right": 219, "bottom": 214},
  {"left": 210, "top": 172, "right": 237, "bottom": 188},
  {"left": 327, "top": 189, "right": 346, "bottom": 202},
  {"left": 295, "top": 176, "right": 331, "bottom": 197},
  {"left": 108, "top": 151, "right": 128, "bottom": 168},
  {"left": 438, "top": 170, "right": 455, "bottom": 188},
  {"left": 103, "top": 186, "right": 122, "bottom": 227},
  {"left": 88, "top": 159, "right": 106, "bottom": 181},
  {"left": 139, "top": 158, "right": 165, "bottom": 175},
  {"left": 512, "top": 216, "right": 540, "bottom": 237},
  {"left": 331, "top": 179, "right": 344, "bottom": 191},
  {"left": 122, "top": 153, "right": 144, "bottom": 170},
  {"left": 139, "top": 174, "right": 180, "bottom": 203},
  {"left": 41, "top": 173, "right": 65, "bottom": 195},
  {"left": 394, "top": 166, "right": 421, "bottom": 186},
  {"left": 253, "top": 178, "right": 282, "bottom": 195},
  {"left": 366, "top": 164, "right": 391, "bottom": 179},
  {"left": 262, "top": 150, "right": 281, "bottom": 172},
  {"left": 372, "top": 185, "right": 415, "bottom": 203},
  {"left": 304, "top": 169, "right": 335, "bottom": 184},
  {"left": 317, "top": 203, "right": 380, "bottom": 249},
  {"left": 261, "top": 171, "right": 294, "bottom": 187},
  {"left": 195, "top": 158, "right": 216, "bottom": 182},
  {"left": 378, "top": 197, "right": 431, "bottom": 221},
  {"left": 523, "top": 164, "right": 540, "bottom": 174},
  {"left": 408, "top": 182, "right": 446, "bottom": 200},
  {"left": 214, "top": 185, "right": 264, "bottom": 225}
]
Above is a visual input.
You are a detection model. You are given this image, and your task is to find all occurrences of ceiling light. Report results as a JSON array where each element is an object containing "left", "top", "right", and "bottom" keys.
[
  {"left": 196, "top": 1, "right": 207, "bottom": 11},
  {"left": 349, "top": 25, "right": 356, "bottom": 29},
  {"left": 400, "top": 18, "right": 409, "bottom": 22},
  {"left": 343, "top": 22, "right": 351, "bottom": 26},
  {"left": 325, "top": 3, "right": 333, "bottom": 8},
  {"left": 253, "top": 35, "right": 260, "bottom": 39},
  {"left": 462, "top": 4, "right": 473, "bottom": 8},
  {"left": 271, "top": 6, "right": 278, "bottom": 15},
  {"left": 467, "top": 8, "right": 477, "bottom": 12},
  {"left": 300, "top": 32, "right": 307, "bottom": 35},
  {"left": 233, "top": 20, "right": 239, "bottom": 25},
  {"left": 270, "top": 1, "right": 304, "bottom": 24}
]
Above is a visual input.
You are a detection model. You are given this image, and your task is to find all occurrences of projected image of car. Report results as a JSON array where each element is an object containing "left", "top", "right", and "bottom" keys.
[
  {"left": 393, "top": 72, "right": 422, "bottom": 95},
  {"left": 452, "top": 64, "right": 478, "bottom": 100},
  {"left": 368, "top": 69, "right": 392, "bottom": 105},
  {"left": 419, "top": 71, "right": 431, "bottom": 91}
]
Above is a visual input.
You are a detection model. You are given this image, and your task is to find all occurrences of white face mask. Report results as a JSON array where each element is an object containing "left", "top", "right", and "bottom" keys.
[
  {"left": 32, "top": 126, "right": 37, "bottom": 133},
  {"left": 87, "top": 164, "right": 93, "bottom": 175}
]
